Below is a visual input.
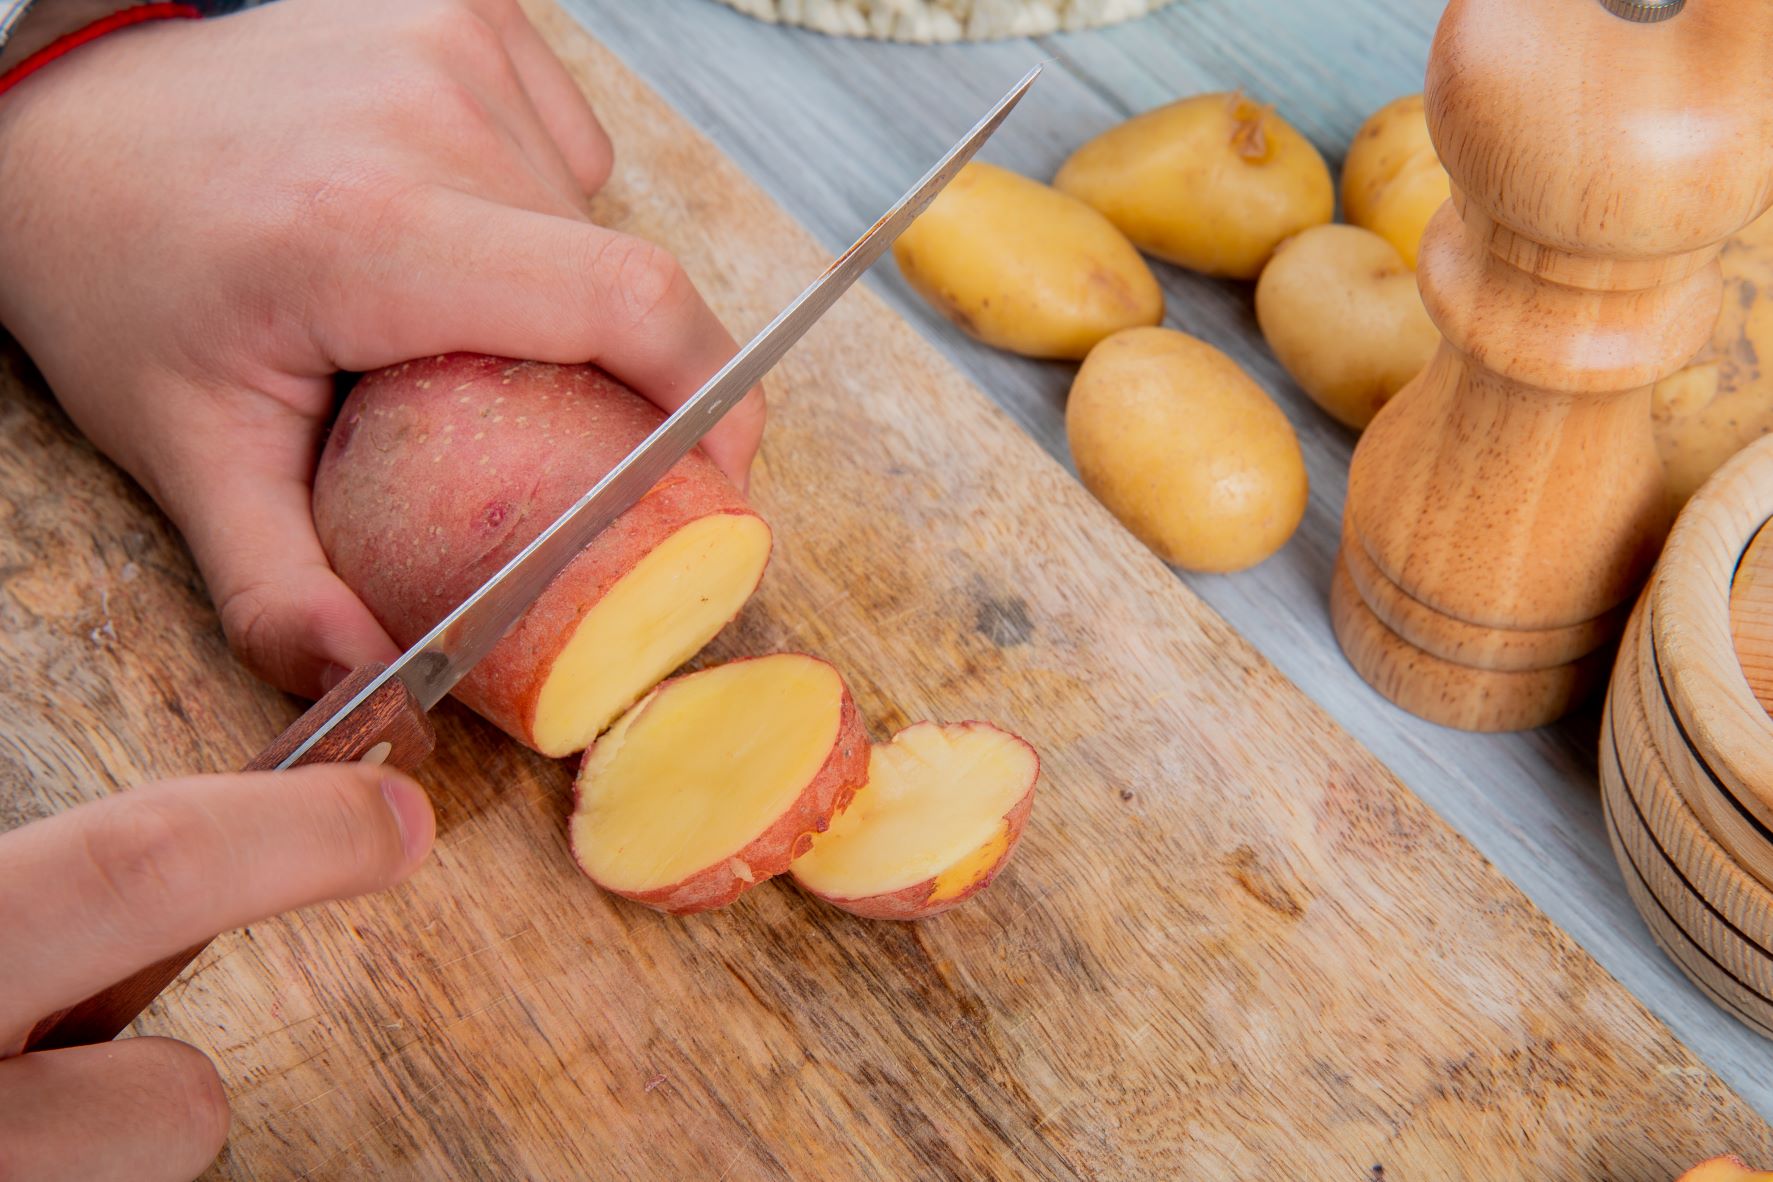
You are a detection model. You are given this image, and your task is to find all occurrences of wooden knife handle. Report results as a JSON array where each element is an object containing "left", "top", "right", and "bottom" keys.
[{"left": 22, "top": 663, "right": 435, "bottom": 1053}]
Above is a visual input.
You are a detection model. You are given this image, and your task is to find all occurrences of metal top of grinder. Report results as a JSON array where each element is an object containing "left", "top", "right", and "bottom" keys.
[{"left": 1597, "top": 0, "right": 1684, "bottom": 22}]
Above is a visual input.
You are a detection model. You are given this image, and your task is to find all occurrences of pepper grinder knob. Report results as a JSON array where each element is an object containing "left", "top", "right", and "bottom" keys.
[{"left": 1598, "top": 0, "right": 1684, "bottom": 22}]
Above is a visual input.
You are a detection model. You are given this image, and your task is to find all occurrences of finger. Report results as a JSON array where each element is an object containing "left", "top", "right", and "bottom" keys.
[
  {"left": 448, "top": 13, "right": 592, "bottom": 216},
  {"left": 389, "top": 0, "right": 590, "bottom": 218},
  {"left": 0, "top": 1038, "right": 228, "bottom": 1182},
  {"left": 494, "top": 5, "right": 613, "bottom": 194},
  {"left": 196, "top": 469, "right": 402, "bottom": 698},
  {"left": 314, "top": 192, "right": 765, "bottom": 488},
  {"left": 0, "top": 765, "right": 434, "bottom": 1039},
  {"left": 147, "top": 393, "right": 401, "bottom": 699}
]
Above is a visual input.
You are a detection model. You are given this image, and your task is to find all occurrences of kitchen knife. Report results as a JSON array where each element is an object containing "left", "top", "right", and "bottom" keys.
[{"left": 23, "top": 64, "right": 1039, "bottom": 1053}]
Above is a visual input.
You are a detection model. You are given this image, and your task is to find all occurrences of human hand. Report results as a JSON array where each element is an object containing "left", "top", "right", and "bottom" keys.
[
  {"left": 0, "top": 764, "right": 435, "bottom": 1181},
  {"left": 0, "top": 0, "right": 765, "bottom": 700}
]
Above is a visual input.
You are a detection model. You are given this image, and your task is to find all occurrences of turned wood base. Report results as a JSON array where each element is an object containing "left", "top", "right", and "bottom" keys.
[{"left": 1330, "top": 554, "right": 1612, "bottom": 732}]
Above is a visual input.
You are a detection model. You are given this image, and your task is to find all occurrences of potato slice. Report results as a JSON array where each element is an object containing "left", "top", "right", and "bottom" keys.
[
  {"left": 790, "top": 722, "right": 1038, "bottom": 920},
  {"left": 1677, "top": 1159, "right": 1773, "bottom": 1182},
  {"left": 529, "top": 513, "right": 771, "bottom": 756},
  {"left": 571, "top": 654, "right": 868, "bottom": 914}
]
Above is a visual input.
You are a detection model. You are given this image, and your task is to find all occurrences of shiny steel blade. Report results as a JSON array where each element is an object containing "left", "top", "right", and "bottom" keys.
[{"left": 277, "top": 65, "right": 1040, "bottom": 769}]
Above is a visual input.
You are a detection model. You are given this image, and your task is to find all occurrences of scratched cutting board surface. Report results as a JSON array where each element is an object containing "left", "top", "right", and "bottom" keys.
[{"left": 0, "top": 5, "right": 1769, "bottom": 1178}]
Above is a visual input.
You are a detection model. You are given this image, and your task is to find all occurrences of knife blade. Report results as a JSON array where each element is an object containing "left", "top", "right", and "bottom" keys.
[{"left": 277, "top": 62, "right": 1040, "bottom": 770}]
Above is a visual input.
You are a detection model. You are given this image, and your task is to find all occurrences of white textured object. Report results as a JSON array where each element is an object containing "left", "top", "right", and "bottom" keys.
[{"left": 711, "top": 0, "right": 1176, "bottom": 42}]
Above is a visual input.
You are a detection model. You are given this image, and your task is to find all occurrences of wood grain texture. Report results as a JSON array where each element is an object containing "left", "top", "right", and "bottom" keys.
[
  {"left": 2, "top": 8, "right": 1772, "bottom": 1180},
  {"left": 560, "top": 0, "right": 1773, "bottom": 1111},
  {"left": 1614, "top": 608, "right": 1773, "bottom": 965},
  {"left": 21, "top": 663, "right": 436, "bottom": 1053},
  {"left": 1335, "top": 0, "right": 1773, "bottom": 731},
  {"left": 1733, "top": 520, "right": 1773, "bottom": 718},
  {"left": 243, "top": 662, "right": 435, "bottom": 776},
  {"left": 1651, "top": 438, "right": 1773, "bottom": 885},
  {"left": 1606, "top": 602, "right": 1773, "bottom": 1014}
]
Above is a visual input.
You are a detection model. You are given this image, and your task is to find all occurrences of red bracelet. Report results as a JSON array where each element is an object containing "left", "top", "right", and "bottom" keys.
[{"left": 0, "top": 3, "right": 201, "bottom": 98}]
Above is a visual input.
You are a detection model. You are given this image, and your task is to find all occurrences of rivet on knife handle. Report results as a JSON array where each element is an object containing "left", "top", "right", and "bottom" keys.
[{"left": 21, "top": 664, "right": 434, "bottom": 1053}]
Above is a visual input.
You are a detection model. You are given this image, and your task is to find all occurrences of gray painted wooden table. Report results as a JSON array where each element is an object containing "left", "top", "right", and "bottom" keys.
[{"left": 561, "top": 0, "right": 1773, "bottom": 1122}]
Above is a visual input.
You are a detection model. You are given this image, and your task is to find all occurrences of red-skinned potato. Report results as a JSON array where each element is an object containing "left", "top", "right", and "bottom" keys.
[
  {"left": 571, "top": 654, "right": 869, "bottom": 914},
  {"left": 790, "top": 721, "right": 1038, "bottom": 920},
  {"left": 314, "top": 354, "right": 772, "bottom": 757}
]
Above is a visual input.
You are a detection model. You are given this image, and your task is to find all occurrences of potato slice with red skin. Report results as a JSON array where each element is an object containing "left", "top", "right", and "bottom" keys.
[
  {"left": 571, "top": 654, "right": 868, "bottom": 915},
  {"left": 314, "top": 354, "right": 770, "bottom": 757},
  {"left": 1678, "top": 1158, "right": 1773, "bottom": 1182},
  {"left": 791, "top": 721, "right": 1038, "bottom": 920}
]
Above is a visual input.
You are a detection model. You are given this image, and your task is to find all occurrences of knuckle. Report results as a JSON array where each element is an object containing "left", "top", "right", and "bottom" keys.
[
  {"left": 420, "top": 73, "right": 498, "bottom": 139},
  {"left": 217, "top": 580, "right": 289, "bottom": 683},
  {"left": 80, "top": 796, "right": 204, "bottom": 933},
  {"left": 592, "top": 235, "right": 692, "bottom": 330},
  {"left": 418, "top": 5, "right": 509, "bottom": 81},
  {"left": 286, "top": 165, "right": 411, "bottom": 238}
]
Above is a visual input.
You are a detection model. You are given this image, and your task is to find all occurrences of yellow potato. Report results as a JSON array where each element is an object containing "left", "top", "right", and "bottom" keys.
[
  {"left": 1067, "top": 327, "right": 1307, "bottom": 572},
  {"left": 891, "top": 162, "right": 1163, "bottom": 360},
  {"left": 1653, "top": 206, "right": 1773, "bottom": 507},
  {"left": 1341, "top": 94, "right": 1450, "bottom": 269},
  {"left": 1254, "top": 224, "right": 1439, "bottom": 430},
  {"left": 1054, "top": 92, "right": 1334, "bottom": 279}
]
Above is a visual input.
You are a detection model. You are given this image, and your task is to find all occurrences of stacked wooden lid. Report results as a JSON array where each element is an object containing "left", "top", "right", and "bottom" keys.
[{"left": 1602, "top": 436, "right": 1773, "bottom": 1037}]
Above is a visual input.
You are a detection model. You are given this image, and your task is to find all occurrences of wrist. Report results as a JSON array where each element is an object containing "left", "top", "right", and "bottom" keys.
[{"left": 0, "top": 2, "right": 201, "bottom": 97}]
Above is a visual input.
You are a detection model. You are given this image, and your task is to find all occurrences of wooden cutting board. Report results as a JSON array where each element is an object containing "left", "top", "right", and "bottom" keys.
[{"left": 1, "top": 5, "right": 1769, "bottom": 1177}]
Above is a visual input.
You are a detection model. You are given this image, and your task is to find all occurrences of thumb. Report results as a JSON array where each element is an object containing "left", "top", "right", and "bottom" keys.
[{"left": 157, "top": 428, "right": 400, "bottom": 699}]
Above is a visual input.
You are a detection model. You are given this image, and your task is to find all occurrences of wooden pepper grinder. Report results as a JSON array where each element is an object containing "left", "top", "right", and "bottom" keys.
[{"left": 1332, "top": 0, "right": 1773, "bottom": 731}]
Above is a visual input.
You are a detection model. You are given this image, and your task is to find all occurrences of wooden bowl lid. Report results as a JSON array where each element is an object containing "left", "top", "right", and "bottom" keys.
[
  {"left": 1732, "top": 516, "right": 1773, "bottom": 715},
  {"left": 1651, "top": 436, "right": 1773, "bottom": 850}
]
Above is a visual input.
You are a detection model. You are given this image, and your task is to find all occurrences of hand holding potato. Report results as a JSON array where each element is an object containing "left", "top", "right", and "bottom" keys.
[
  {"left": 0, "top": 765, "right": 436, "bottom": 1182},
  {"left": 0, "top": 0, "right": 763, "bottom": 700}
]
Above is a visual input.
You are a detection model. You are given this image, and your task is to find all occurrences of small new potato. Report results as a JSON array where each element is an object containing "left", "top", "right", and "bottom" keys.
[
  {"left": 892, "top": 162, "right": 1163, "bottom": 360},
  {"left": 1067, "top": 327, "right": 1307, "bottom": 572},
  {"left": 1255, "top": 224, "right": 1439, "bottom": 430},
  {"left": 1653, "top": 206, "right": 1773, "bottom": 508},
  {"left": 1341, "top": 94, "right": 1450, "bottom": 269},
  {"left": 1054, "top": 92, "right": 1333, "bottom": 279}
]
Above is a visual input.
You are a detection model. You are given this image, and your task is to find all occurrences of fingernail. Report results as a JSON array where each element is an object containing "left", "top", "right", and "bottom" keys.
[
  {"left": 380, "top": 775, "right": 435, "bottom": 866},
  {"left": 320, "top": 663, "right": 351, "bottom": 693}
]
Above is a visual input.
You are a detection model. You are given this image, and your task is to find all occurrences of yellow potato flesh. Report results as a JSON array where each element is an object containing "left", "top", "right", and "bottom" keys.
[
  {"left": 1067, "top": 326, "right": 1306, "bottom": 572},
  {"left": 1676, "top": 1159, "right": 1773, "bottom": 1182},
  {"left": 891, "top": 161, "right": 1162, "bottom": 360},
  {"left": 1054, "top": 92, "right": 1333, "bottom": 279},
  {"left": 791, "top": 724, "right": 1034, "bottom": 900},
  {"left": 574, "top": 655, "right": 842, "bottom": 893},
  {"left": 531, "top": 514, "right": 772, "bottom": 757}
]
